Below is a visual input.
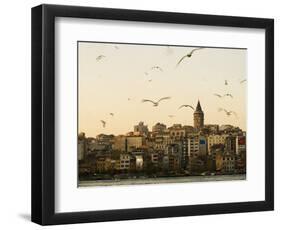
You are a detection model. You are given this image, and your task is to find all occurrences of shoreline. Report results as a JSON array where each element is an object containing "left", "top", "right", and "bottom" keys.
[{"left": 78, "top": 174, "right": 246, "bottom": 187}]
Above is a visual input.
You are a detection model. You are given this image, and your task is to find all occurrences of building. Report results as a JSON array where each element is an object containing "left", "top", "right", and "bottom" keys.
[
  {"left": 219, "top": 124, "right": 234, "bottom": 131},
  {"left": 187, "top": 134, "right": 199, "bottom": 158},
  {"left": 168, "top": 154, "right": 181, "bottom": 172},
  {"left": 119, "top": 154, "right": 131, "bottom": 171},
  {"left": 183, "top": 125, "right": 195, "bottom": 133},
  {"left": 165, "top": 144, "right": 183, "bottom": 171},
  {"left": 236, "top": 135, "right": 246, "bottom": 155},
  {"left": 78, "top": 132, "right": 87, "bottom": 161},
  {"left": 150, "top": 152, "right": 159, "bottom": 165},
  {"left": 113, "top": 135, "right": 127, "bottom": 151},
  {"left": 152, "top": 123, "right": 167, "bottom": 134},
  {"left": 215, "top": 152, "right": 236, "bottom": 173},
  {"left": 193, "top": 100, "right": 204, "bottom": 130},
  {"left": 225, "top": 135, "right": 237, "bottom": 154},
  {"left": 199, "top": 136, "right": 207, "bottom": 156},
  {"left": 126, "top": 136, "right": 145, "bottom": 152},
  {"left": 134, "top": 121, "right": 149, "bottom": 136},
  {"left": 135, "top": 155, "right": 144, "bottom": 170},
  {"left": 113, "top": 135, "right": 145, "bottom": 152},
  {"left": 204, "top": 124, "right": 219, "bottom": 133},
  {"left": 221, "top": 154, "right": 236, "bottom": 173},
  {"left": 169, "top": 124, "right": 187, "bottom": 139},
  {"left": 95, "top": 155, "right": 107, "bottom": 173},
  {"left": 96, "top": 134, "right": 114, "bottom": 146},
  {"left": 153, "top": 132, "right": 171, "bottom": 150},
  {"left": 78, "top": 140, "right": 86, "bottom": 161},
  {"left": 188, "top": 157, "right": 206, "bottom": 173},
  {"left": 207, "top": 134, "right": 227, "bottom": 153}
]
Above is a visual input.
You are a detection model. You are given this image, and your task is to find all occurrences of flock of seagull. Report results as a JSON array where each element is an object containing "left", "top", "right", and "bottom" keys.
[
  {"left": 213, "top": 76, "right": 246, "bottom": 118},
  {"left": 94, "top": 45, "right": 246, "bottom": 128}
]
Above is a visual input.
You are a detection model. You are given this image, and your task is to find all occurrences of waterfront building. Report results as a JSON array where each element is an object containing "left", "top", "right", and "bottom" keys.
[
  {"left": 135, "top": 155, "right": 144, "bottom": 170},
  {"left": 78, "top": 132, "right": 87, "bottom": 161},
  {"left": 120, "top": 153, "right": 131, "bottom": 171}
]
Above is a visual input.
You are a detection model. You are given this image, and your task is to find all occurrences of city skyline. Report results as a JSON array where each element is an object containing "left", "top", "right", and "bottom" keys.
[
  {"left": 78, "top": 99, "right": 246, "bottom": 185},
  {"left": 78, "top": 42, "right": 247, "bottom": 137},
  {"left": 79, "top": 100, "right": 243, "bottom": 139}
]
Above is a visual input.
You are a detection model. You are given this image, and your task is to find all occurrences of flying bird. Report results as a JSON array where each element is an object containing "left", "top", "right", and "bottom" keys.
[
  {"left": 178, "top": 105, "right": 194, "bottom": 110},
  {"left": 100, "top": 120, "right": 106, "bottom": 128},
  {"left": 224, "top": 93, "right": 233, "bottom": 98},
  {"left": 240, "top": 79, "right": 247, "bottom": 84},
  {"left": 144, "top": 72, "right": 149, "bottom": 76},
  {"left": 114, "top": 45, "right": 119, "bottom": 50},
  {"left": 218, "top": 108, "right": 237, "bottom": 117},
  {"left": 109, "top": 113, "right": 114, "bottom": 116},
  {"left": 214, "top": 93, "right": 223, "bottom": 98},
  {"left": 168, "top": 115, "right": 175, "bottom": 118},
  {"left": 141, "top": 97, "right": 171, "bottom": 107},
  {"left": 176, "top": 47, "right": 204, "bottom": 67},
  {"left": 96, "top": 55, "right": 106, "bottom": 61},
  {"left": 151, "top": 66, "right": 163, "bottom": 72},
  {"left": 148, "top": 79, "right": 152, "bottom": 82}
]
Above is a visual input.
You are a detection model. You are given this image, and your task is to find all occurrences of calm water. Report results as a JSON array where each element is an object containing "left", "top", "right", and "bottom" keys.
[{"left": 79, "top": 174, "right": 246, "bottom": 187}]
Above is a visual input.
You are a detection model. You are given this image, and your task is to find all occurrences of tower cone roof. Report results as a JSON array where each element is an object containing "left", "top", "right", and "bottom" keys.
[{"left": 194, "top": 100, "right": 203, "bottom": 113}]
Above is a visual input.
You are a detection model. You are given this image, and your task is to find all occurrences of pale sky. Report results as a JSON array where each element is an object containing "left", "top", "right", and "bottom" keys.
[{"left": 78, "top": 42, "right": 247, "bottom": 137}]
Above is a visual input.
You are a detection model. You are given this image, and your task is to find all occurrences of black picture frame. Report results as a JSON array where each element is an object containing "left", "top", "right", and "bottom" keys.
[{"left": 31, "top": 4, "right": 274, "bottom": 225}]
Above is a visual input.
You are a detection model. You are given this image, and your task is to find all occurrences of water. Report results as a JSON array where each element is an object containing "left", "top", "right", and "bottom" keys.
[{"left": 79, "top": 174, "right": 246, "bottom": 187}]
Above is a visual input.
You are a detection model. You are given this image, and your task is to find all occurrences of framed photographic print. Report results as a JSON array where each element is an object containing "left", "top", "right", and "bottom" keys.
[{"left": 31, "top": 4, "right": 274, "bottom": 225}]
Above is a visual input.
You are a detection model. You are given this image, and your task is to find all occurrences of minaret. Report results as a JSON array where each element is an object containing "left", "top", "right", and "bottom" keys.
[{"left": 193, "top": 100, "right": 204, "bottom": 130}]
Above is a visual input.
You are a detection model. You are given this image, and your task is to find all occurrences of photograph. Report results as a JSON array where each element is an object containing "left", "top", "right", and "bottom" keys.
[
  {"left": 77, "top": 41, "right": 247, "bottom": 187},
  {"left": 30, "top": 3, "right": 274, "bottom": 225}
]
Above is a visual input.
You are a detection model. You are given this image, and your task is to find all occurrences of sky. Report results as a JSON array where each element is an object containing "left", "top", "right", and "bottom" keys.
[{"left": 78, "top": 42, "right": 247, "bottom": 137}]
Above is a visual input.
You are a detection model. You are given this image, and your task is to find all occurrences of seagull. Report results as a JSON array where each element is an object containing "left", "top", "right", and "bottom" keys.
[
  {"left": 144, "top": 72, "right": 149, "bottom": 76},
  {"left": 96, "top": 55, "right": 106, "bottom": 61},
  {"left": 141, "top": 97, "right": 171, "bottom": 107},
  {"left": 218, "top": 108, "right": 237, "bottom": 117},
  {"left": 148, "top": 79, "right": 152, "bottom": 82},
  {"left": 176, "top": 47, "right": 204, "bottom": 67},
  {"left": 151, "top": 66, "right": 163, "bottom": 72},
  {"left": 109, "top": 113, "right": 114, "bottom": 116},
  {"left": 223, "top": 110, "right": 237, "bottom": 117},
  {"left": 100, "top": 120, "right": 106, "bottom": 128},
  {"left": 168, "top": 115, "right": 175, "bottom": 118},
  {"left": 114, "top": 45, "right": 119, "bottom": 50},
  {"left": 240, "top": 79, "right": 247, "bottom": 84},
  {"left": 224, "top": 93, "right": 233, "bottom": 98},
  {"left": 225, "top": 80, "right": 228, "bottom": 85},
  {"left": 214, "top": 93, "right": 223, "bottom": 98},
  {"left": 178, "top": 105, "right": 194, "bottom": 110}
]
